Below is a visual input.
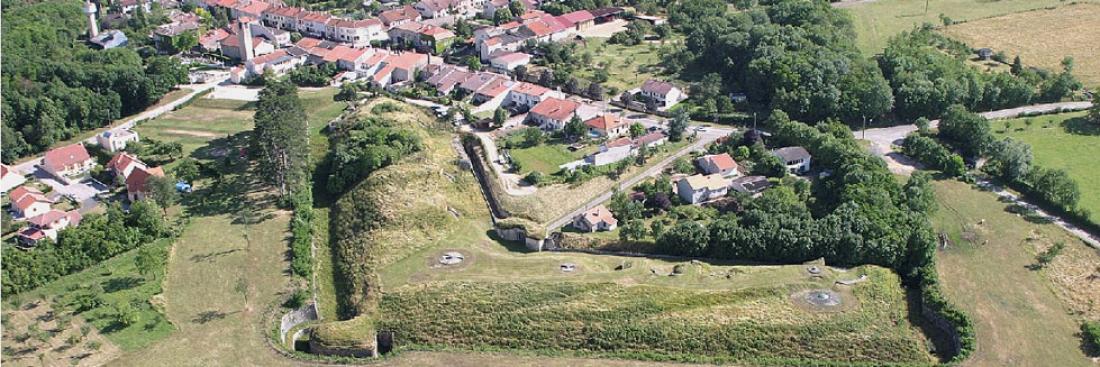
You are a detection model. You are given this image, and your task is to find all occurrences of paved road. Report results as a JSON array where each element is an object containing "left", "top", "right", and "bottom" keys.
[
  {"left": 546, "top": 126, "right": 733, "bottom": 231},
  {"left": 853, "top": 101, "right": 1093, "bottom": 175},
  {"left": 851, "top": 100, "right": 1098, "bottom": 249},
  {"left": 12, "top": 77, "right": 229, "bottom": 176}
]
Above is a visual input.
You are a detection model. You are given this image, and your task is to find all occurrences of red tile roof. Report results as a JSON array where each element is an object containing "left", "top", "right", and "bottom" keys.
[
  {"left": 511, "top": 82, "right": 549, "bottom": 97},
  {"left": 42, "top": 144, "right": 91, "bottom": 173},
  {"left": 530, "top": 97, "right": 579, "bottom": 121},
  {"left": 126, "top": 166, "right": 165, "bottom": 194},
  {"left": 702, "top": 153, "right": 738, "bottom": 171},
  {"left": 380, "top": 5, "right": 419, "bottom": 25},
  {"left": 584, "top": 115, "right": 624, "bottom": 131},
  {"left": 10, "top": 186, "right": 49, "bottom": 212},
  {"left": 580, "top": 205, "right": 617, "bottom": 226},
  {"left": 107, "top": 153, "right": 144, "bottom": 174},
  {"left": 606, "top": 136, "right": 633, "bottom": 148},
  {"left": 642, "top": 79, "right": 678, "bottom": 95},
  {"left": 28, "top": 209, "right": 67, "bottom": 228},
  {"left": 558, "top": 10, "right": 594, "bottom": 25}
]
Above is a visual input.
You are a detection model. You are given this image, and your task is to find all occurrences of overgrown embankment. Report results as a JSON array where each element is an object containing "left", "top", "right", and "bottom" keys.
[{"left": 309, "top": 99, "right": 483, "bottom": 355}]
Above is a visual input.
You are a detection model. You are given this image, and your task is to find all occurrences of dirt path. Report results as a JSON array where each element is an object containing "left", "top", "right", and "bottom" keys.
[{"left": 162, "top": 129, "right": 221, "bottom": 138}]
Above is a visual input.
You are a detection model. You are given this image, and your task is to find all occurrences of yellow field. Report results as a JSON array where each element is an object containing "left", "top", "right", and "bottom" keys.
[{"left": 939, "top": 3, "right": 1100, "bottom": 87}]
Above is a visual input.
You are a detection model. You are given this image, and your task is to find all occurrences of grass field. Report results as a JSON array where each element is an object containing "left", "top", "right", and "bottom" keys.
[
  {"left": 843, "top": 0, "right": 1098, "bottom": 54},
  {"left": 932, "top": 179, "right": 1099, "bottom": 366},
  {"left": 507, "top": 143, "right": 591, "bottom": 174},
  {"left": 992, "top": 112, "right": 1100, "bottom": 222},
  {"left": 939, "top": 3, "right": 1100, "bottom": 87}
]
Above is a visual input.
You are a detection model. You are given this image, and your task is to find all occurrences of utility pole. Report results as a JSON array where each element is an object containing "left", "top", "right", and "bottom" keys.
[
  {"left": 862, "top": 114, "right": 867, "bottom": 140},
  {"left": 752, "top": 112, "right": 757, "bottom": 131}
]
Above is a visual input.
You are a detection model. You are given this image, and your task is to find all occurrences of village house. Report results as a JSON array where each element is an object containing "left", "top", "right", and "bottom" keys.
[
  {"left": 42, "top": 144, "right": 95, "bottom": 179},
  {"left": 106, "top": 152, "right": 148, "bottom": 181},
  {"left": 1, "top": 164, "right": 27, "bottom": 193},
  {"left": 696, "top": 153, "right": 739, "bottom": 177},
  {"left": 558, "top": 10, "right": 594, "bottom": 31},
  {"left": 584, "top": 114, "right": 628, "bottom": 138},
  {"left": 153, "top": 12, "right": 202, "bottom": 51},
  {"left": 17, "top": 209, "right": 82, "bottom": 247},
  {"left": 325, "top": 18, "right": 385, "bottom": 47},
  {"left": 126, "top": 166, "right": 166, "bottom": 202},
  {"left": 89, "top": 30, "right": 129, "bottom": 49},
  {"left": 370, "top": 51, "right": 431, "bottom": 88},
  {"left": 379, "top": 5, "right": 422, "bottom": 28},
  {"left": 676, "top": 174, "right": 731, "bottom": 204},
  {"left": 773, "top": 146, "right": 812, "bottom": 174},
  {"left": 388, "top": 22, "right": 455, "bottom": 54},
  {"left": 116, "top": 0, "right": 152, "bottom": 14},
  {"left": 239, "top": 48, "right": 306, "bottom": 81},
  {"left": 527, "top": 97, "right": 579, "bottom": 130},
  {"left": 591, "top": 137, "right": 634, "bottom": 166},
  {"left": 730, "top": 175, "right": 772, "bottom": 196},
  {"left": 488, "top": 51, "right": 530, "bottom": 73},
  {"left": 96, "top": 129, "right": 140, "bottom": 152},
  {"left": 220, "top": 33, "right": 275, "bottom": 61},
  {"left": 639, "top": 79, "right": 686, "bottom": 109},
  {"left": 229, "top": 0, "right": 272, "bottom": 19},
  {"left": 573, "top": 205, "right": 618, "bottom": 232},
  {"left": 9, "top": 186, "right": 52, "bottom": 219},
  {"left": 199, "top": 28, "right": 231, "bottom": 52},
  {"left": 424, "top": 64, "right": 474, "bottom": 94},
  {"left": 505, "top": 82, "right": 559, "bottom": 110},
  {"left": 633, "top": 131, "right": 667, "bottom": 148}
]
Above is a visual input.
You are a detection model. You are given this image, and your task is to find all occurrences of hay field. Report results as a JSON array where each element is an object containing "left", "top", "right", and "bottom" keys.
[
  {"left": 939, "top": 3, "right": 1100, "bottom": 87},
  {"left": 844, "top": 0, "right": 1098, "bottom": 54}
]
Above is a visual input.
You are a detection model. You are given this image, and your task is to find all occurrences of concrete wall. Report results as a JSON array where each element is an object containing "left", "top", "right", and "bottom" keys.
[{"left": 280, "top": 303, "right": 319, "bottom": 345}]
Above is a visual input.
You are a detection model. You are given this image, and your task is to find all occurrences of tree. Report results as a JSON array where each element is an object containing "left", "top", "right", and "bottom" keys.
[
  {"left": 657, "top": 221, "right": 709, "bottom": 256},
  {"left": 903, "top": 171, "right": 937, "bottom": 214},
  {"left": 113, "top": 302, "right": 139, "bottom": 327},
  {"left": 514, "top": 65, "right": 528, "bottom": 81},
  {"left": 134, "top": 245, "right": 166, "bottom": 280},
  {"left": 1090, "top": 93, "right": 1100, "bottom": 126},
  {"left": 938, "top": 104, "right": 993, "bottom": 158},
  {"left": 619, "top": 219, "right": 648, "bottom": 242},
  {"left": 587, "top": 82, "right": 604, "bottom": 100},
  {"left": 493, "top": 8, "right": 513, "bottom": 25},
  {"left": 252, "top": 80, "right": 309, "bottom": 197},
  {"left": 172, "top": 158, "right": 200, "bottom": 184},
  {"left": 620, "top": 91, "right": 634, "bottom": 105},
  {"left": 464, "top": 56, "right": 482, "bottom": 71},
  {"left": 629, "top": 123, "right": 645, "bottom": 138},
  {"left": 915, "top": 117, "right": 931, "bottom": 135},
  {"left": 668, "top": 108, "right": 688, "bottom": 142},
  {"left": 508, "top": 0, "right": 525, "bottom": 15},
  {"left": 335, "top": 82, "right": 359, "bottom": 102},
  {"left": 145, "top": 175, "right": 179, "bottom": 214},
  {"left": 564, "top": 115, "right": 587, "bottom": 141},
  {"left": 1010, "top": 55, "right": 1023, "bottom": 75},
  {"left": 988, "top": 137, "right": 1032, "bottom": 182},
  {"left": 493, "top": 107, "right": 509, "bottom": 127},
  {"left": 645, "top": 192, "right": 672, "bottom": 212}
]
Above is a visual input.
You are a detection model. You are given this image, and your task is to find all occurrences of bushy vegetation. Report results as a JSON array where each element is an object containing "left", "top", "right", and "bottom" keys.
[
  {"left": 289, "top": 63, "right": 340, "bottom": 87},
  {"left": 1083, "top": 321, "right": 1100, "bottom": 355},
  {"left": 901, "top": 134, "right": 966, "bottom": 177},
  {"left": 666, "top": 0, "right": 893, "bottom": 124},
  {"left": 324, "top": 118, "right": 422, "bottom": 195},
  {"left": 2, "top": 201, "right": 173, "bottom": 294},
  {"left": 379, "top": 268, "right": 932, "bottom": 364},
  {"left": 1, "top": 0, "right": 188, "bottom": 163},
  {"left": 878, "top": 26, "right": 1080, "bottom": 120}
]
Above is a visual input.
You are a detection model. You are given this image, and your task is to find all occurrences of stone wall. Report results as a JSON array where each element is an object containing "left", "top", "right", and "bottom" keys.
[
  {"left": 920, "top": 296, "right": 963, "bottom": 358},
  {"left": 308, "top": 334, "right": 379, "bottom": 358},
  {"left": 280, "top": 303, "right": 319, "bottom": 345}
]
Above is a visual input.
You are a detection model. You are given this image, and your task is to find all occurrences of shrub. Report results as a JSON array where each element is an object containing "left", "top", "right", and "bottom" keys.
[{"left": 284, "top": 289, "right": 310, "bottom": 309}]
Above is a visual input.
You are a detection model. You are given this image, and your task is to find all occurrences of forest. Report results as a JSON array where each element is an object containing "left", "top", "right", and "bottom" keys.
[{"left": 1, "top": 0, "right": 188, "bottom": 163}]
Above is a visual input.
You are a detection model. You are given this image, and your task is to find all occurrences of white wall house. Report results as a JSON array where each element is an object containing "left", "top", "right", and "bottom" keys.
[
  {"left": 97, "top": 129, "right": 140, "bottom": 152},
  {"left": 676, "top": 174, "right": 731, "bottom": 204},
  {"left": 639, "top": 79, "right": 686, "bottom": 109},
  {"left": 773, "top": 146, "right": 812, "bottom": 174}
]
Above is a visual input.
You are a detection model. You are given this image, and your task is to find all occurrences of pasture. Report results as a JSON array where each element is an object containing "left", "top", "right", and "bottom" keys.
[
  {"left": 939, "top": 3, "right": 1100, "bottom": 87},
  {"left": 932, "top": 179, "right": 1100, "bottom": 367},
  {"left": 573, "top": 38, "right": 667, "bottom": 93},
  {"left": 993, "top": 112, "right": 1100, "bottom": 223},
  {"left": 843, "top": 0, "right": 1097, "bottom": 54}
]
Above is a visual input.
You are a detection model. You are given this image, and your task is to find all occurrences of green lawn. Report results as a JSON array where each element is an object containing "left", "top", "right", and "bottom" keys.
[
  {"left": 993, "top": 112, "right": 1099, "bottom": 222},
  {"left": 507, "top": 143, "right": 590, "bottom": 174},
  {"left": 931, "top": 179, "right": 1097, "bottom": 366},
  {"left": 843, "top": 0, "right": 1097, "bottom": 54}
]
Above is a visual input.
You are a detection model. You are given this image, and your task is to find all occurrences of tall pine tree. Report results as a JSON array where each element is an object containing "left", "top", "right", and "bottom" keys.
[{"left": 252, "top": 80, "right": 309, "bottom": 197}]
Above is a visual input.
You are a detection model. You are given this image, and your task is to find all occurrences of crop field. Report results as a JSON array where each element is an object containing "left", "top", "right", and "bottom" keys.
[
  {"left": 939, "top": 3, "right": 1100, "bottom": 87},
  {"left": 377, "top": 266, "right": 933, "bottom": 365},
  {"left": 843, "top": 0, "right": 1098, "bottom": 54},
  {"left": 993, "top": 112, "right": 1100, "bottom": 223},
  {"left": 932, "top": 179, "right": 1100, "bottom": 366}
]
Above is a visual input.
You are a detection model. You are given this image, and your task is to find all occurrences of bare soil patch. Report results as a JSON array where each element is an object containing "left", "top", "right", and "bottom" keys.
[{"left": 1, "top": 301, "right": 121, "bottom": 367}]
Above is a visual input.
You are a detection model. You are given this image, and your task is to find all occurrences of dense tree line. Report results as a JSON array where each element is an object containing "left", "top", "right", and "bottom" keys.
[
  {"left": 2, "top": 201, "right": 172, "bottom": 294},
  {"left": 1, "top": 0, "right": 187, "bottom": 163},
  {"left": 665, "top": 0, "right": 893, "bottom": 124},
  {"left": 878, "top": 26, "right": 1081, "bottom": 120},
  {"left": 324, "top": 117, "right": 422, "bottom": 195},
  {"left": 252, "top": 80, "right": 310, "bottom": 198},
  {"left": 901, "top": 134, "right": 966, "bottom": 177}
]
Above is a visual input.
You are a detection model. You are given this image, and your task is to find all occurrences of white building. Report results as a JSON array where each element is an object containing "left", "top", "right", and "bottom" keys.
[
  {"left": 676, "top": 174, "right": 731, "bottom": 204},
  {"left": 639, "top": 79, "right": 686, "bottom": 109},
  {"left": 773, "top": 146, "right": 812, "bottom": 174},
  {"left": 573, "top": 205, "right": 618, "bottom": 232},
  {"left": 1, "top": 164, "right": 27, "bottom": 193},
  {"left": 96, "top": 129, "right": 140, "bottom": 152}
]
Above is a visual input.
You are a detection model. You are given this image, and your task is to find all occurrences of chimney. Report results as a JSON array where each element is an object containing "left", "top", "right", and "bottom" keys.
[
  {"left": 84, "top": 0, "right": 99, "bottom": 38},
  {"left": 239, "top": 17, "right": 255, "bottom": 61}
]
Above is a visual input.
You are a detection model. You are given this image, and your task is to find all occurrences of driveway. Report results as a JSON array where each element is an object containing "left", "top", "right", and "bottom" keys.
[
  {"left": 33, "top": 169, "right": 108, "bottom": 204},
  {"left": 978, "top": 180, "right": 1100, "bottom": 249}
]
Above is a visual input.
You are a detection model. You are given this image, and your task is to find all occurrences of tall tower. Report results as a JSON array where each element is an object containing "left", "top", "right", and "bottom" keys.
[
  {"left": 84, "top": 0, "right": 99, "bottom": 38},
  {"left": 239, "top": 17, "right": 255, "bottom": 61}
]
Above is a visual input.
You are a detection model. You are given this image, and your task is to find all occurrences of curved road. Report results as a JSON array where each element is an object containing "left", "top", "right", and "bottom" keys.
[{"left": 852, "top": 100, "right": 1098, "bottom": 249}]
